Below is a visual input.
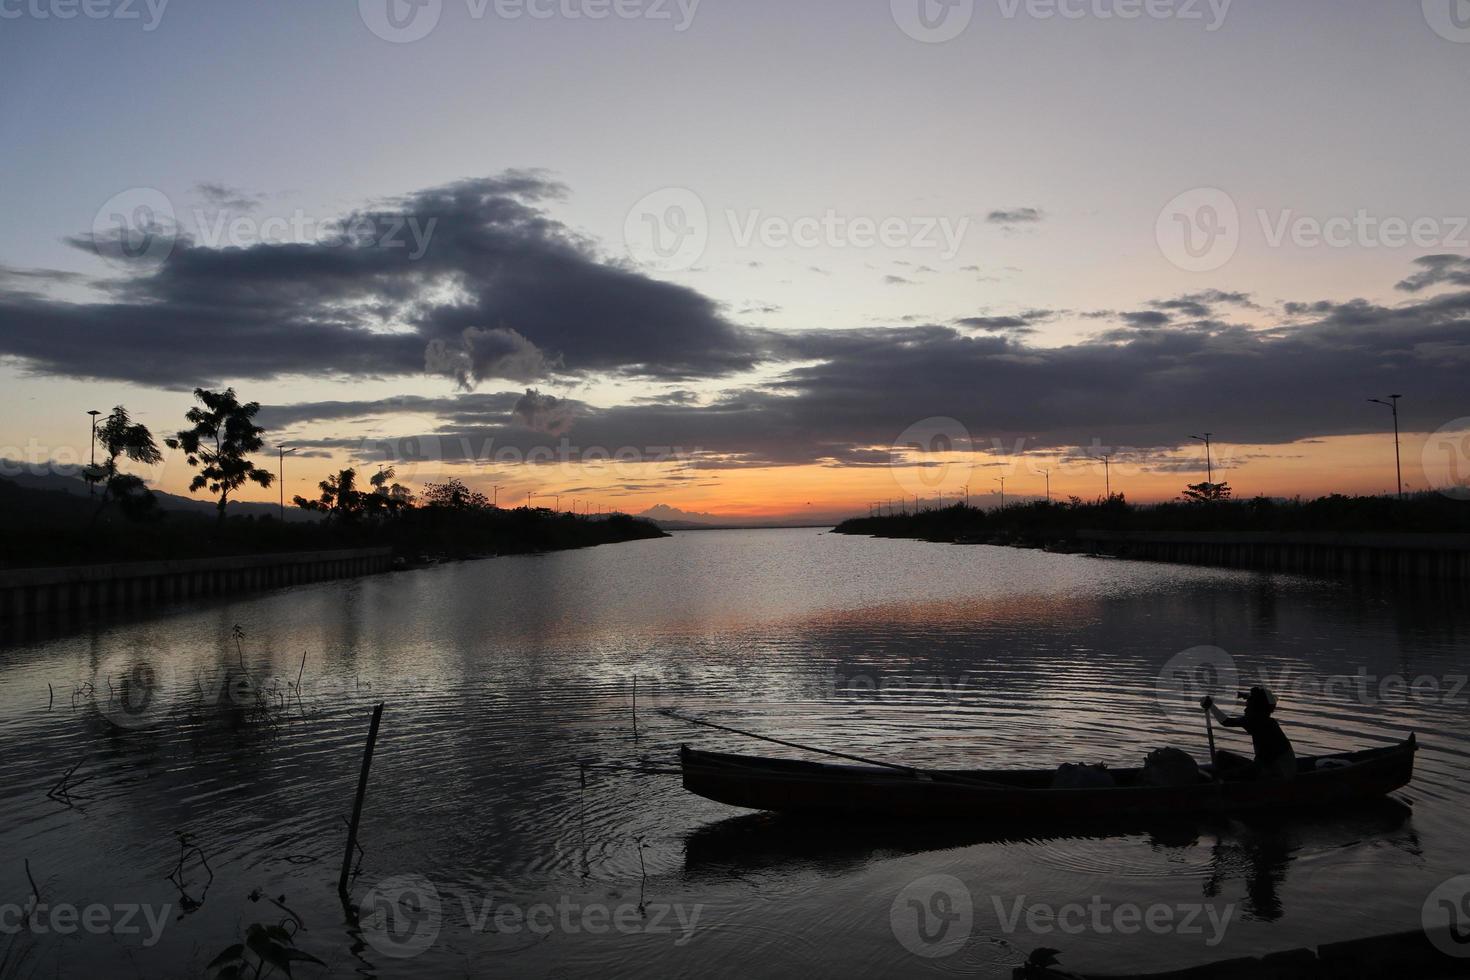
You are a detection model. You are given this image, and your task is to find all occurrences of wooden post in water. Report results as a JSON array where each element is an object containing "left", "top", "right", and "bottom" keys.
[{"left": 338, "top": 702, "right": 385, "bottom": 899}]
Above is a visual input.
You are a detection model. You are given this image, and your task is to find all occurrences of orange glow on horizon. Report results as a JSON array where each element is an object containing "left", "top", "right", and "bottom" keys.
[{"left": 134, "top": 431, "right": 1456, "bottom": 523}]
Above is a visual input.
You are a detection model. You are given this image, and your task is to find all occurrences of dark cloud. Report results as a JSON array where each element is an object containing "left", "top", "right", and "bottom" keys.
[
  {"left": 1147, "top": 290, "right": 1258, "bottom": 319},
  {"left": 956, "top": 309, "right": 1056, "bottom": 334},
  {"left": 1396, "top": 254, "right": 1470, "bottom": 293},
  {"left": 267, "top": 283, "right": 1470, "bottom": 476},
  {"left": 0, "top": 172, "right": 763, "bottom": 386},
  {"left": 512, "top": 389, "right": 578, "bottom": 436},
  {"left": 957, "top": 316, "right": 1033, "bottom": 333},
  {"left": 986, "top": 208, "right": 1045, "bottom": 225},
  {"left": 194, "top": 182, "right": 265, "bottom": 212},
  {"left": 1120, "top": 310, "right": 1172, "bottom": 328}
]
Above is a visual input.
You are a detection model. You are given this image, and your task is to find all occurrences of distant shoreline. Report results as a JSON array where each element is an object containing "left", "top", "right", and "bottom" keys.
[{"left": 661, "top": 523, "right": 837, "bottom": 532}]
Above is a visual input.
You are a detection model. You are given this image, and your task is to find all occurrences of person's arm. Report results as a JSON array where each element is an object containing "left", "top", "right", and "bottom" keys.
[{"left": 1200, "top": 696, "right": 1246, "bottom": 728}]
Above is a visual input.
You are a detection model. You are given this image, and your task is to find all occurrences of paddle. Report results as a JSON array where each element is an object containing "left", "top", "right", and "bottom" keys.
[
  {"left": 1203, "top": 700, "right": 1221, "bottom": 780},
  {"left": 661, "top": 709, "right": 1012, "bottom": 790}
]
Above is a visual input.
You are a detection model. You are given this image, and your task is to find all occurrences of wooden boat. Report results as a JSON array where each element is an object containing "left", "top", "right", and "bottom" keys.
[{"left": 680, "top": 736, "right": 1416, "bottom": 820}]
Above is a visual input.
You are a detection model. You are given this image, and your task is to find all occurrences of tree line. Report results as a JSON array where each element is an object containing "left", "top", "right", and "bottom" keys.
[{"left": 85, "top": 388, "right": 556, "bottom": 526}]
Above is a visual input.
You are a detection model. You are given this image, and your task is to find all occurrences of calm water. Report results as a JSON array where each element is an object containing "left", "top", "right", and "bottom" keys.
[{"left": 1, "top": 529, "right": 1467, "bottom": 978}]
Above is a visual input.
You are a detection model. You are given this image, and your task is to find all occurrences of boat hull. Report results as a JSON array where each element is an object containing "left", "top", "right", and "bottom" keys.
[{"left": 680, "top": 737, "right": 1417, "bottom": 821}]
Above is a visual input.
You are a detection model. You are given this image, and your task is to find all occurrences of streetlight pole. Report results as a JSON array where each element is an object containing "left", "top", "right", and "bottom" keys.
[
  {"left": 996, "top": 476, "right": 1006, "bottom": 510},
  {"left": 277, "top": 446, "right": 296, "bottom": 521},
  {"left": 1368, "top": 395, "right": 1404, "bottom": 499},
  {"left": 492, "top": 485, "right": 503, "bottom": 509},
  {"left": 87, "top": 409, "right": 101, "bottom": 496},
  {"left": 1103, "top": 455, "right": 1112, "bottom": 499},
  {"left": 1044, "top": 469, "right": 1051, "bottom": 502},
  {"left": 1190, "top": 433, "right": 1214, "bottom": 484}
]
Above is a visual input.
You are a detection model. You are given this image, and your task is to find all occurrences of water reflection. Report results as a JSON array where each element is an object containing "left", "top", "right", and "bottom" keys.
[
  {"left": 0, "top": 531, "right": 1465, "bottom": 978},
  {"left": 684, "top": 799, "right": 1419, "bottom": 930}
]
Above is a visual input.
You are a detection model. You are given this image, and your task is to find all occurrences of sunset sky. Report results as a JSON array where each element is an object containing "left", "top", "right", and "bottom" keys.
[{"left": 2, "top": 1, "right": 1468, "bottom": 521}]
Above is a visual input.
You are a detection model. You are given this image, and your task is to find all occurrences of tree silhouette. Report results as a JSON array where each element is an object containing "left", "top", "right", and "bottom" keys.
[
  {"left": 295, "top": 466, "right": 417, "bottom": 521},
  {"left": 295, "top": 467, "right": 364, "bottom": 521},
  {"left": 90, "top": 405, "right": 163, "bottom": 523},
  {"left": 1182, "top": 481, "right": 1233, "bottom": 502},
  {"left": 366, "top": 467, "right": 415, "bottom": 516},
  {"left": 165, "top": 388, "right": 275, "bottom": 524},
  {"left": 422, "top": 478, "right": 488, "bottom": 510}
]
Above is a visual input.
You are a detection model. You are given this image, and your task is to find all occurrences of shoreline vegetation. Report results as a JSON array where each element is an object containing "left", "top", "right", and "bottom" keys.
[
  {"left": 2, "top": 388, "right": 668, "bottom": 571},
  {"left": 833, "top": 492, "right": 1470, "bottom": 550},
  {"left": 0, "top": 473, "right": 668, "bottom": 571}
]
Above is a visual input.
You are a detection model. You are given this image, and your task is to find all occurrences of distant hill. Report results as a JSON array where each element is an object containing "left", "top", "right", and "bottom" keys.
[
  {"left": 0, "top": 462, "right": 319, "bottom": 522},
  {"left": 637, "top": 503, "right": 833, "bottom": 530}
]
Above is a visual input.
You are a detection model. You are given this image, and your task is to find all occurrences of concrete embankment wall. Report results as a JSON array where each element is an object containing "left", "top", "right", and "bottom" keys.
[
  {"left": 0, "top": 547, "right": 394, "bottom": 621},
  {"left": 1076, "top": 530, "right": 1470, "bottom": 581}
]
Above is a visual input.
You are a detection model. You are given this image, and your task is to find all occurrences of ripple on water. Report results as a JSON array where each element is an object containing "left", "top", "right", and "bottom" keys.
[{"left": 0, "top": 531, "right": 1466, "bottom": 979}]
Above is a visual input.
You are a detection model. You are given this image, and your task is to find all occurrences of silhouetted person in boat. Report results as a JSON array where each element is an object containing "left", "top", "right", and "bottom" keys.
[{"left": 1201, "top": 687, "right": 1297, "bottom": 781}]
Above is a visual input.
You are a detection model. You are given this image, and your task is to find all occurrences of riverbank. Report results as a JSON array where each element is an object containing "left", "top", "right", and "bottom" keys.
[
  {"left": 833, "top": 494, "right": 1470, "bottom": 580},
  {"left": 0, "top": 476, "right": 668, "bottom": 571}
]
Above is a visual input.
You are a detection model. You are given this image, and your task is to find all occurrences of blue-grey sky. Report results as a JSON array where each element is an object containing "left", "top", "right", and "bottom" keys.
[{"left": 2, "top": 0, "right": 1468, "bottom": 514}]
